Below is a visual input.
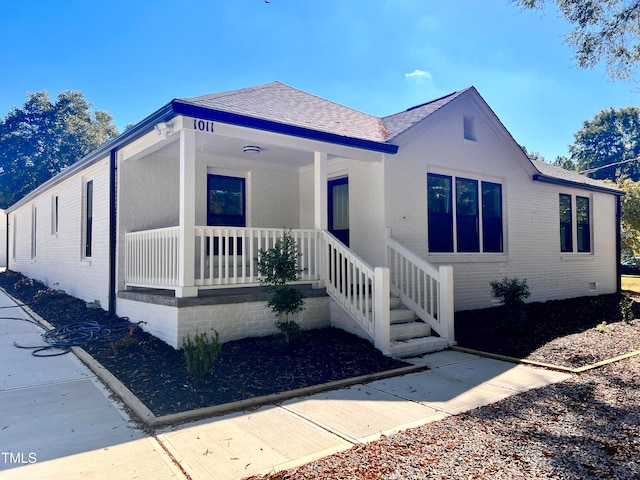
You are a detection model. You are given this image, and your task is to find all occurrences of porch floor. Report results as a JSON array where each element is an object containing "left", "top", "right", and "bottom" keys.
[{"left": 118, "top": 284, "right": 328, "bottom": 307}]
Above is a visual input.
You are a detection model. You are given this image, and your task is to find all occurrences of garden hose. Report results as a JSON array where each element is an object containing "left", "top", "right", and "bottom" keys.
[{"left": 2, "top": 301, "right": 134, "bottom": 357}]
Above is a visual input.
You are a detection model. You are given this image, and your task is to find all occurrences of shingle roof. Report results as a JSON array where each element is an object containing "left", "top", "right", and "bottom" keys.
[
  {"left": 178, "top": 81, "right": 388, "bottom": 142},
  {"left": 531, "top": 159, "right": 623, "bottom": 195},
  {"left": 381, "top": 88, "right": 470, "bottom": 139}
]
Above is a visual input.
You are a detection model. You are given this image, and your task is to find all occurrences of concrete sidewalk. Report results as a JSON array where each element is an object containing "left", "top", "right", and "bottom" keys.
[{"left": 0, "top": 290, "right": 569, "bottom": 480}]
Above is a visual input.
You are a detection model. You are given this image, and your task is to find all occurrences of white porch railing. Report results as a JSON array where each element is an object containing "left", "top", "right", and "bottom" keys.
[
  {"left": 321, "top": 230, "right": 390, "bottom": 355},
  {"left": 125, "top": 226, "right": 180, "bottom": 287},
  {"left": 125, "top": 227, "right": 321, "bottom": 288},
  {"left": 387, "top": 235, "right": 455, "bottom": 342},
  {"left": 193, "top": 227, "right": 321, "bottom": 286}
]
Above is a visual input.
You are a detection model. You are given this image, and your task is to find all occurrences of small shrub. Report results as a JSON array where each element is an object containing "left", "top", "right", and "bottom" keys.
[
  {"left": 274, "top": 319, "right": 303, "bottom": 346},
  {"left": 490, "top": 277, "right": 531, "bottom": 307},
  {"left": 620, "top": 295, "right": 635, "bottom": 323},
  {"left": 490, "top": 277, "right": 531, "bottom": 329},
  {"left": 182, "top": 330, "right": 221, "bottom": 378}
]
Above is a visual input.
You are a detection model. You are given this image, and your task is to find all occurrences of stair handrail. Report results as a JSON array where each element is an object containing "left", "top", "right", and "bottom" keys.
[
  {"left": 320, "top": 230, "right": 390, "bottom": 355},
  {"left": 386, "top": 234, "right": 455, "bottom": 343}
]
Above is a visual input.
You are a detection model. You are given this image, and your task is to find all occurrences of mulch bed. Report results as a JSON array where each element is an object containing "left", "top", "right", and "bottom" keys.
[
  {"left": 455, "top": 293, "right": 640, "bottom": 368},
  {"left": 0, "top": 271, "right": 406, "bottom": 417},
  {"left": 4, "top": 270, "right": 640, "bottom": 417}
]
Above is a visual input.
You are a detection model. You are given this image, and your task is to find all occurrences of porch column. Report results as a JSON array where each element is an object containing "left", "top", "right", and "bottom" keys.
[
  {"left": 314, "top": 151, "right": 328, "bottom": 230},
  {"left": 177, "top": 129, "right": 198, "bottom": 298}
]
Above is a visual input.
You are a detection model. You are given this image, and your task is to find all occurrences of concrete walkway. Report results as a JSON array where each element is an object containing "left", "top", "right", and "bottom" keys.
[{"left": 0, "top": 291, "right": 569, "bottom": 480}]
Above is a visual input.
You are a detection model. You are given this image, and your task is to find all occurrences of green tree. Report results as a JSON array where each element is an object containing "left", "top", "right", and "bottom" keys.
[
  {"left": 513, "top": 0, "right": 640, "bottom": 80},
  {"left": 614, "top": 177, "right": 640, "bottom": 257},
  {"left": 0, "top": 91, "right": 118, "bottom": 207},
  {"left": 569, "top": 107, "right": 640, "bottom": 181}
]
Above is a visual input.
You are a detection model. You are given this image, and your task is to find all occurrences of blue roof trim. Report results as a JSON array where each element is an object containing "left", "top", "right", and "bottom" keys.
[
  {"left": 532, "top": 174, "right": 623, "bottom": 196},
  {"left": 171, "top": 100, "right": 399, "bottom": 154}
]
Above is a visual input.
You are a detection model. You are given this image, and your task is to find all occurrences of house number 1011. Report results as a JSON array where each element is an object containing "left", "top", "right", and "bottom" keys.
[{"left": 193, "top": 119, "right": 214, "bottom": 133}]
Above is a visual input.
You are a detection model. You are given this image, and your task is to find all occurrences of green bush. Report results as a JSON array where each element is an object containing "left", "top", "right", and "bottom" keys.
[
  {"left": 182, "top": 330, "right": 221, "bottom": 378},
  {"left": 620, "top": 295, "right": 635, "bottom": 323},
  {"left": 490, "top": 277, "right": 531, "bottom": 328}
]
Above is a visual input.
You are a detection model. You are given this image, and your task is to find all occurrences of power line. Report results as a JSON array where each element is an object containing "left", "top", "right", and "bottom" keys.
[{"left": 579, "top": 157, "right": 640, "bottom": 175}]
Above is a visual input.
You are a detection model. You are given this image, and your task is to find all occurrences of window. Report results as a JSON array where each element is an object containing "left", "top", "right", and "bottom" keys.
[
  {"left": 428, "top": 174, "right": 453, "bottom": 252},
  {"left": 456, "top": 178, "right": 479, "bottom": 252},
  {"left": 84, "top": 180, "right": 93, "bottom": 258},
  {"left": 31, "top": 205, "right": 37, "bottom": 259},
  {"left": 428, "top": 173, "right": 503, "bottom": 253},
  {"left": 482, "top": 182, "right": 503, "bottom": 252},
  {"left": 51, "top": 195, "right": 59, "bottom": 235},
  {"left": 207, "top": 174, "right": 246, "bottom": 227},
  {"left": 559, "top": 193, "right": 591, "bottom": 253}
]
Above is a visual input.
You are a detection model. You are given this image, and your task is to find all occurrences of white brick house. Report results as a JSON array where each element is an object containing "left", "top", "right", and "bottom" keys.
[{"left": 5, "top": 82, "right": 623, "bottom": 356}]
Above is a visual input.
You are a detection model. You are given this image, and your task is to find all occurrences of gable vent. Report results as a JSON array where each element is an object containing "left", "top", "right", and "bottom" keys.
[{"left": 463, "top": 115, "right": 476, "bottom": 141}]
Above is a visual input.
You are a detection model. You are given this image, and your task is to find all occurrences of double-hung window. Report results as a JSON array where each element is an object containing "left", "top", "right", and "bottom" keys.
[
  {"left": 427, "top": 173, "right": 503, "bottom": 253},
  {"left": 560, "top": 193, "right": 591, "bottom": 253}
]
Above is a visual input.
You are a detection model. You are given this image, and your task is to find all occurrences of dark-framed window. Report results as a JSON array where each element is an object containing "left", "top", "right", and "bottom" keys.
[
  {"left": 207, "top": 174, "right": 246, "bottom": 227},
  {"left": 559, "top": 194, "right": 591, "bottom": 253},
  {"left": 456, "top": 178, "right": 479, "bottom": 252},
  {"left": 482, "top": 181, "right": 503, "bottom": 252},
  {"left": 85, "top": 180, "right": 93, "bottom": 258},
  {"left": 428, "top": 173, "right": 503, "bottom": 253},
  {"left": 428, "top": 174, "right": 453, "bottom": 252},
  {"left": 559, "top": 193, "right": 572, "bottom": 253},
  {"left": 576, "top": 196, "right": 591, "bottom": 252}
]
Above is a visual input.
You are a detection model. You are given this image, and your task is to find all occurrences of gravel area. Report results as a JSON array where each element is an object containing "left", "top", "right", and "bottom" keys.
[
  {"left": 248, "top": 297, "right": 640, "bottom": 480},
  {"left": 249, "top": 358, "right": 640, "bottom": 480}
]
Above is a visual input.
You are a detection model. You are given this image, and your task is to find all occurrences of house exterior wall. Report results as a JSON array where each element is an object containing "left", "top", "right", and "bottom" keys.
[
  {"left": 8, "top": 158, "right": 112, "bottom": 307},
  {"left": 116, "top": 295, "right": 330, "bottom": 348},
  {"left": 384, "top": 94, "right": 618, "bottom": 311}
]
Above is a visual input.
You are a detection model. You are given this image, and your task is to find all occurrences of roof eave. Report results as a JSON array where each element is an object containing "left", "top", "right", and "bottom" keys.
[
  {"left": 7, "top": 101, "right": 178, "bottom": 213},
  {"left": 532, "top": 174, "right": 624, "bottom": 196},
  {"left": 172, "top": 100, "right": 399, "bottom": 154}
]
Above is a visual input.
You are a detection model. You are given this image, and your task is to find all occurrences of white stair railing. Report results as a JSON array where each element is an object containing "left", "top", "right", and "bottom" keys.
[
  {"left": 321, "top": 230, "right": 390, "bottom": 355},
  {"left": 387, "top": 235, "right": 455, "bottom": 343}
]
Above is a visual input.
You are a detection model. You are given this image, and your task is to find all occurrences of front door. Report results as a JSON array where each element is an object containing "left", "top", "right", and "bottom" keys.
[
  {"left": 207, "top": 174, "right": 245, "bottom": 255},
  {"left": 328, "top": 177, "right": 349, "bottom": 246}
]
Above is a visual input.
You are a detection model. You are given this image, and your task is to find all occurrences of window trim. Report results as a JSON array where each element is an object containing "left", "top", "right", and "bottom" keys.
[
  {"left": 427, "top": 172, "right": 504, "bottom": 254},
  {"left": 207, "top": 174, "right": 247, "bottom": 227},
  {"left": 31, "top": 204, "right": 37, "bottom": 260},
  {"left": 83, "top": 179, "right": 93, "bottom": 259},
  {"left": 560, "top": 193, "right": 592, "bottom": 254}
]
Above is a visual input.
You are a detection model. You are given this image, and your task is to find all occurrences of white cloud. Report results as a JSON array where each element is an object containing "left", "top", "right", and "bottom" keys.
[{"left": 405, "top": 69, "right": 432, "bottom": 80}]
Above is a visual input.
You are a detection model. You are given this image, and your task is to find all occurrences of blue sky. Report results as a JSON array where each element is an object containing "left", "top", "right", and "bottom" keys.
[{"left": 1, "top": 0, "right": 638, "bottom": 162}]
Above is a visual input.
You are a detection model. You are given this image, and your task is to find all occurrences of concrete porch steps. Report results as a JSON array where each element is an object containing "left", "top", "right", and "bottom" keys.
[{"left": 389, "top": 295, "right": 447, "bottom": 358}]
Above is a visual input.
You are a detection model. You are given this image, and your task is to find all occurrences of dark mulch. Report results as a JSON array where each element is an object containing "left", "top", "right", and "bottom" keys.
[
  {"left": 0, "top": 271, "right": 407, "bottom": 417},
  {"left": 455, "top": 292, "right": 640, "bottom": 366}
]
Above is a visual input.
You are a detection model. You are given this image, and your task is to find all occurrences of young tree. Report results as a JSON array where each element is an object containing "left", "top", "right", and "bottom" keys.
[
  {"left": 569, "top": 107, "right": 640, "bottom": 182},
  {"left": 0, "top": 91, "right": 118, "bottom": 207},
  {"left": 513, "top": 0, "right": 640, "bottom": 80}
]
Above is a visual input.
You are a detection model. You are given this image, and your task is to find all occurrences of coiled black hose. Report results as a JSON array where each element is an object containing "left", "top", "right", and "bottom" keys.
[{"left": 5, "top": 301, "right": 134, "bottom": 356}]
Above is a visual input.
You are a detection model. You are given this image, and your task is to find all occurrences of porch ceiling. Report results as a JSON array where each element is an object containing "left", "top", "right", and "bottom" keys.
[{"left": 159, "top": 132, "right": 315, "bottom": 168}]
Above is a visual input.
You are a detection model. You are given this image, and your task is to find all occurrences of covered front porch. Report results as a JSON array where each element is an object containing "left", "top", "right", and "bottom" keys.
[{"left": 115, "top": 115, "right": 453, "bottom": 354}]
